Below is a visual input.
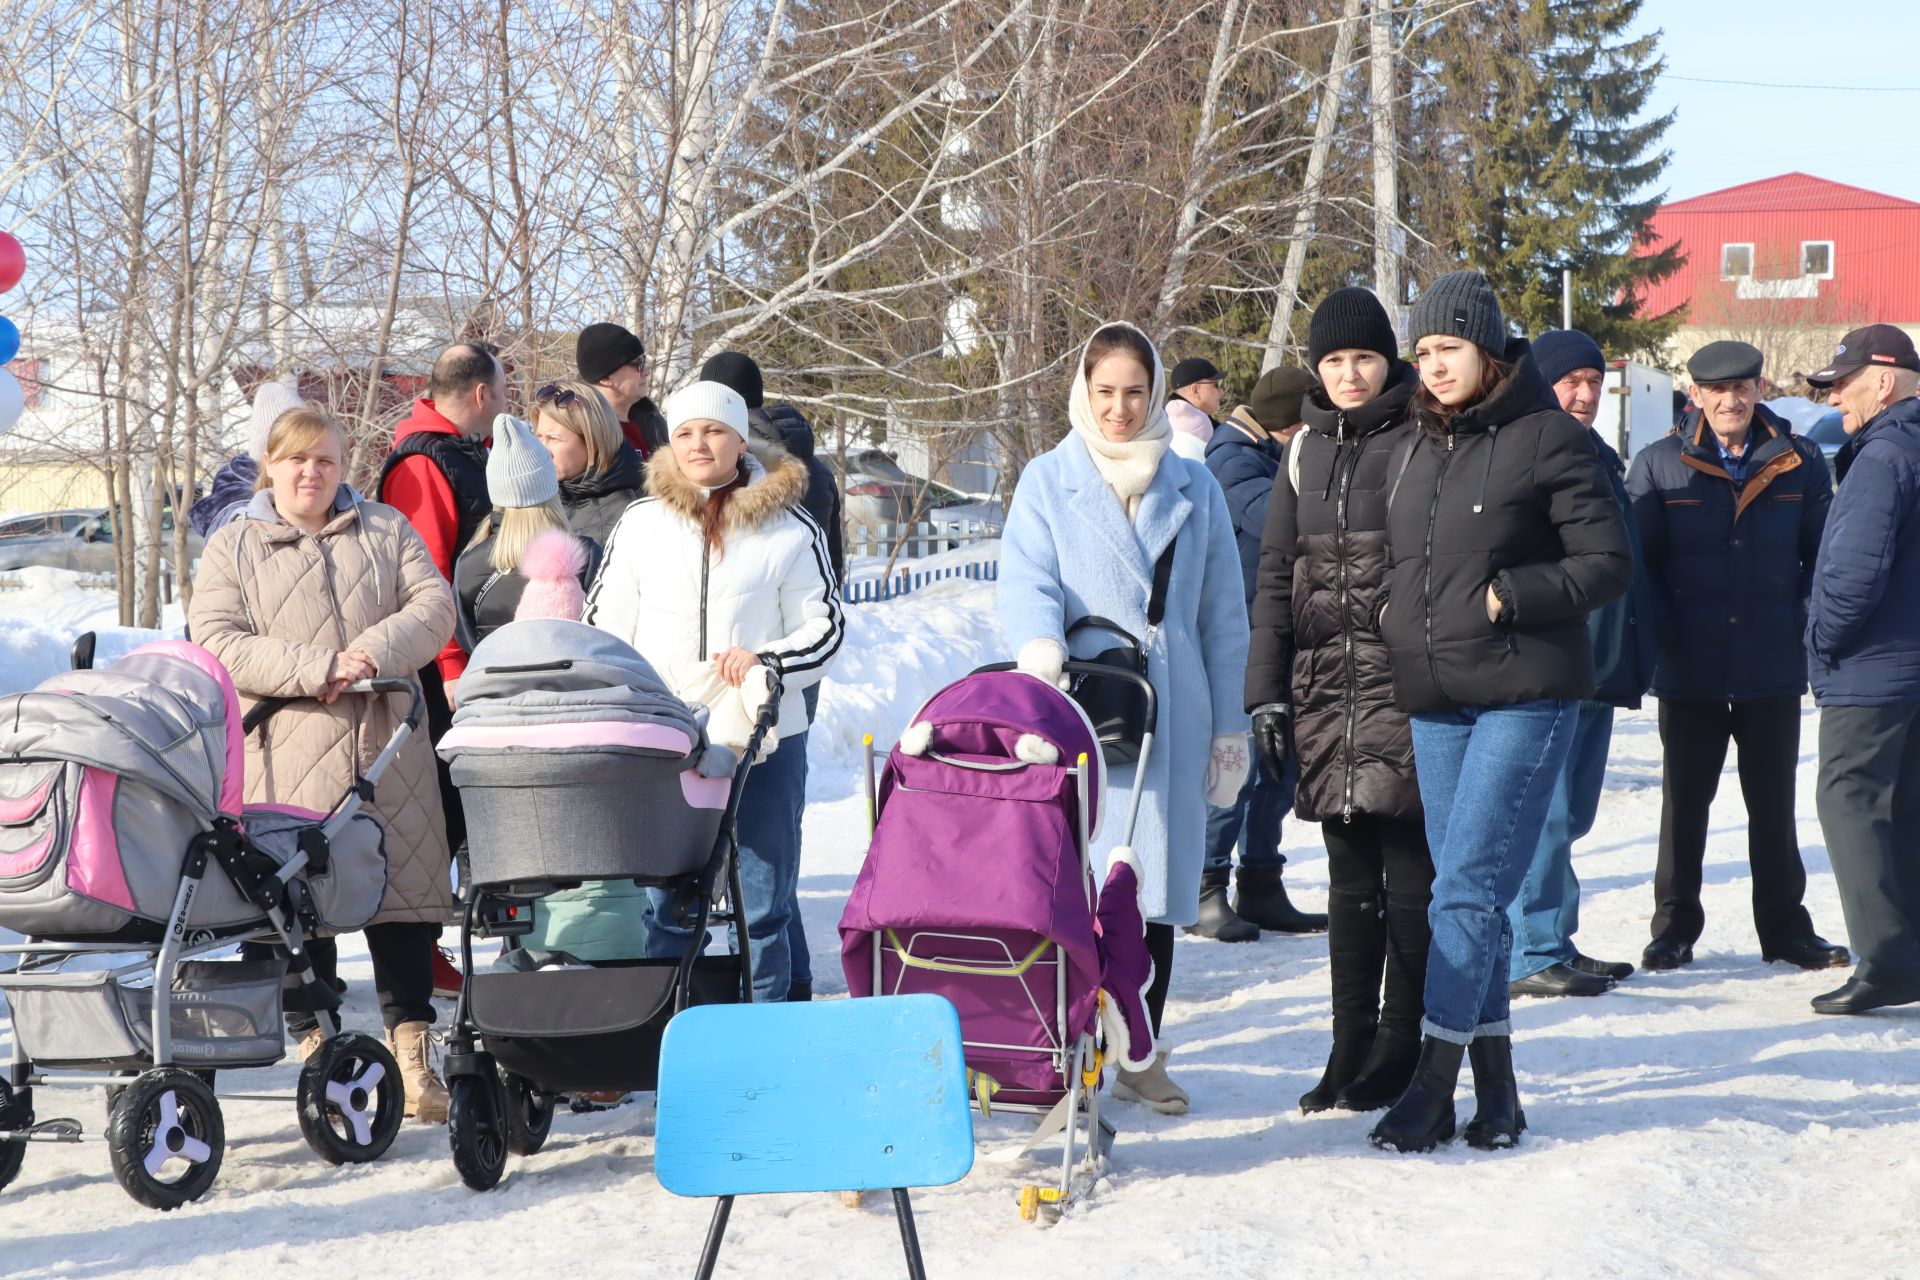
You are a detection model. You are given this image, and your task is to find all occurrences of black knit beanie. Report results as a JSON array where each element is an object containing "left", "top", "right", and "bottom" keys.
[
  {"left": 576, "top": 323, "right": 645, "bottom": 384},
  {"left": 700, "top": 351, "right": 766, "bottom": 409},
  {"left": 1307, "top": 287, "right": 1398, "bottom": 368}
]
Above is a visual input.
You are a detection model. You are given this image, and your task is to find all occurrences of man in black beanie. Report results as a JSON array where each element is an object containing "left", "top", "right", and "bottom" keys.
[
  {"left": 577, "top": 322, "right": 667, "bottom": 457},
  {"left": 1169, "top": 356, "right": 1225, "bottom": 418}
]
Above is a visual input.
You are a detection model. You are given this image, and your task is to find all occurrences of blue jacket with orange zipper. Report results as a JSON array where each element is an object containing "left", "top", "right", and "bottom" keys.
[{"left": 1625, "top": 402, "right": 1832, "bottom": 701}]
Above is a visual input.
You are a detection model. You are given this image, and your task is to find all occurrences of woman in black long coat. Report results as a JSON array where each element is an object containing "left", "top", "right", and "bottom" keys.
[{"left": 1246, "top": 288, "right": 1435, "bottom": 1114}]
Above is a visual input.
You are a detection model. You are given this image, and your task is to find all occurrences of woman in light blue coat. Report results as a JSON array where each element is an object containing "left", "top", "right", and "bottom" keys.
[{"left": 999, "top": 321, "right": 1251, "bottom": 1114}]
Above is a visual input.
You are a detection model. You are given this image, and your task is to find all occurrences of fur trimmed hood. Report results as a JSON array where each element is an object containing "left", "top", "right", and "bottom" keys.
[{"left": 646, "top": 437, "right": 810, "bottom": 533}]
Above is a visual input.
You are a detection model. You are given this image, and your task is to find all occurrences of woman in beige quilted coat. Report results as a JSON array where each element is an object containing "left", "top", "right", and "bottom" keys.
[{"left": 190, "top": 406, "right": 459, "bottom": 1122}]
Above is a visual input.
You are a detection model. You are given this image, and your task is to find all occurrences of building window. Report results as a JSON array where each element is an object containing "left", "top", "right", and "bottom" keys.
[
  {"left": 1721, "top": 243, "right": 1753, "bottom": 279},
  {"left": 1801, "top": 240, "right": 1834, "bottom": 279}
]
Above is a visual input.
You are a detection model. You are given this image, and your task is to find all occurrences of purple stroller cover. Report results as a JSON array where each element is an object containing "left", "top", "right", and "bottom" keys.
[{"left": 840, "top": 671, "right": 1156, "bottom": 1091}]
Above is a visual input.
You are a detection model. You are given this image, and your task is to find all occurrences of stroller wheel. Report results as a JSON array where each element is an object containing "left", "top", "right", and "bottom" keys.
[
  {"left": 500, "top": 1070, "right": 553, "bottom": 1158},
  {"left": 106, "top": 1068, "right": 224, "bottom": 1211},
  {"left": 0, "top": 1081, "right": 27, "bottom": 1193},
  {"left": 447, "top": 1072, "right": 509, "bottom": 1191},
  {"left": 298, "top": 1032, "right": 404, "bottom": 1165}
]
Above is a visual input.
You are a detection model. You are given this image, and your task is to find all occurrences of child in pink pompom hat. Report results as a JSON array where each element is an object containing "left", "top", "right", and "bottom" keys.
[{"left": 514, "top": 529, "right": 589, "bottom": 622}]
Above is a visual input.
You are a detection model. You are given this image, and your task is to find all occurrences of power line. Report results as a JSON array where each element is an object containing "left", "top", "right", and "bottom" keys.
[{"left": 1665, "top": 74, "right": 1920, "bottom": 93}]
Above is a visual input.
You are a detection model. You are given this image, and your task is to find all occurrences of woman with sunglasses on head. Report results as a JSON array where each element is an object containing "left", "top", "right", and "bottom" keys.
[
  {"left": 531, "top": 379, "right": 648, "bottom": 551},
  {"left": 453, "top": 414, "right": 601, "bottom": 654},
  {"left": 1369, "top": 271, "right": 1631, "bottom": 1153}
]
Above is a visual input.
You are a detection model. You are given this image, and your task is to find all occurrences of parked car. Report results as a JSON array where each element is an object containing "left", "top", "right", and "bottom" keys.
[
  {"left": 826, "top": 448, "right": 1004, "bottom": 553},
  {"left": 0, "top": 508, "right": 203, "bottom": 574},
  {"left": 1802, "top": 409, "right": 1847, "bottom": 464}
]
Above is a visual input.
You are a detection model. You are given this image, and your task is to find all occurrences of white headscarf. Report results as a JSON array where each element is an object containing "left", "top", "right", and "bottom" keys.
[{"left": 1067, "top": 321, "right": 1172, "bottom": 520}]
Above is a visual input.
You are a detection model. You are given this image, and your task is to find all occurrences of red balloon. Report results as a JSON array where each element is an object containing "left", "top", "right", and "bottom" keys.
[{"left": 0, "top": 234, "right": 22, "bottom": 294}]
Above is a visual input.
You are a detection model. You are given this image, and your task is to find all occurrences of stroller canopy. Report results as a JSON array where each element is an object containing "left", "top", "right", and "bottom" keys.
[{"left": 0, "top": 640, "right": 242, "bottom": 822}]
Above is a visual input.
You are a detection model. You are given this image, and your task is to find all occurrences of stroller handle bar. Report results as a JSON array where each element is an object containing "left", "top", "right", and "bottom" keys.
[
  {"left": 239, "top": 678, "right": 426, "bottom": 839},
  {"left": 971, "top": 660, "right": 1159, "bottom": 733},
  {"left": 240, "top": 678, "right": 425, "bottom": 736}
]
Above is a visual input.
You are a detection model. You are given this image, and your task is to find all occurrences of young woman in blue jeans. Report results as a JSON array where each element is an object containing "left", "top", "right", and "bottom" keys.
[{"left": 1372, "top": 272, "right": 1632, "bottom": 1152}]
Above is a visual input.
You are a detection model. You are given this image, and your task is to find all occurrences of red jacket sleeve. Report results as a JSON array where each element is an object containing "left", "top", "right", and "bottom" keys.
[{"left": 379, "top": 454, "right": 469, "bottom": 683}]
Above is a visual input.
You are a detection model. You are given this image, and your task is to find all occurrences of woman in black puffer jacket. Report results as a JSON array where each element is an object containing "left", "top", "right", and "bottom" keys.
[
  {"left": 1369, "top": 272, "right": 1631, "bottom": 1155},
  {"left": 1246, "top": 287, "right": 1435, "bottom": 1116},
  {"left": 531, "top": 379, "right": 647, "bottom": 553}
]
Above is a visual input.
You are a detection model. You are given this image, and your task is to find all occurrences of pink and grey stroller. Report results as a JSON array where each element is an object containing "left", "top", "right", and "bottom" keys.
[
  {"left": 0, "top": 639, "right": 411, "bottom": 1209},
  {"left": 839, "top": 665, "right": 1158, "bottom": 1224}
]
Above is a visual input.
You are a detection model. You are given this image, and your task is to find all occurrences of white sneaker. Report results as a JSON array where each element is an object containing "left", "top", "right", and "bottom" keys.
[{"left": 1113, "top": 1050, "right": 1190, "bottom": 1115}]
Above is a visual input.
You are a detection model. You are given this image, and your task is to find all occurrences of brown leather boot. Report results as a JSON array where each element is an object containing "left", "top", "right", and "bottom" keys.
[{"left": 388, "top": 1021, "right": 449, "bottom": 1124}]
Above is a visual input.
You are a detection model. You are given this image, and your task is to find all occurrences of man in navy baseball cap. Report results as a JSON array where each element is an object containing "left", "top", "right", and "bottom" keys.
[{"left": 1807, "top": 324, "right": 1920, "bottom": 393}]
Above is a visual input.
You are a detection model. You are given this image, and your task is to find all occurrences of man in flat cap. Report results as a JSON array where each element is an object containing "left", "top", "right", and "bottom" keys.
[
  {"left": 1804, "top": 325, "right": 1920, "bottom": 1013},
  {"left": 1625, "top": 339, "right": 1849, "bottom": 973}
]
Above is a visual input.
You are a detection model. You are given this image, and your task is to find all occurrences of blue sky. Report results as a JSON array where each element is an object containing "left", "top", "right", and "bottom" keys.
[{"left": 1635, "top": 0, "right": 1920, "bottom": 202}]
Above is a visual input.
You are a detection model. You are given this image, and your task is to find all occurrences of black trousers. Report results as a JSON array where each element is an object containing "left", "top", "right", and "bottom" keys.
[
  {"left": 1322, "top": 814, "right": 1435, "bottom": 902},
  {"left": 1144, "top": 923, "right": 1175, "bottom": 1038},
  {"left": 419, "top": 664, "right": 467, "bottom": 887},
  {"left": 1817, "top": 702, "right": 1920, "bottom": 986},
  {"left": 1653, "top": 696, "right": 1815, "bottom": 948},
  {"left": 249, "top": 922, "right": 439, "bottom": 1034}
]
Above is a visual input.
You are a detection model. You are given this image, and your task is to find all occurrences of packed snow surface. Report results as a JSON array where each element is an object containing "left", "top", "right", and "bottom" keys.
[{"left": 1, "top": 576, "right": 1915, "bottom": 1278}]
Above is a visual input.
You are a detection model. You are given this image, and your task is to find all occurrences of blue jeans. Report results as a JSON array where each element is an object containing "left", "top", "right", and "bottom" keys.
[
  {"left": 1410, "top": 701, "right": 1576, "bottom": 1043},
  {"left": 645, "top": 728, "right": 810, "bottom": 1003},
  {"left": 787, "top": 685, "right": 820, "bottom": 989},
  {"left": 1507, "top": 701, "right": 1614, "bottom": 980},
  {"left": 1203, "top": 734, "right": 1295, "bottom": 876}
]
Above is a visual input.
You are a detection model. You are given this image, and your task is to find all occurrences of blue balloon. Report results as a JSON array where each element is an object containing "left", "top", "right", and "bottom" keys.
[{"left": 0, "top": 317, "right": 17, "bottom": 366}]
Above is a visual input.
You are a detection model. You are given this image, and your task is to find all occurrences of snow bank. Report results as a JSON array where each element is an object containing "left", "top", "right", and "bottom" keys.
[
  {"left": 0, "top": 566, "right": 183, "bottom": 694},
  {"left": 807, "top": 578, "right": 1004, "bottom": 799}
]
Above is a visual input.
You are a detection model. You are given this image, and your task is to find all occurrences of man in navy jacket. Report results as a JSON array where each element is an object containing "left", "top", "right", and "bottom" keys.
[
  {"left": 1626, "top": 340, "right": 1848, "bottom": 974},
  {"left": 1804, "top": 325, "right": 1920, "bottom": 1014}
]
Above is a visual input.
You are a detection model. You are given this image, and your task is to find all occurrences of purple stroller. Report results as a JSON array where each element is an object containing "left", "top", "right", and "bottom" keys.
[{"left": 839, "top": 666, "right": 1158, "bottom": 1224}]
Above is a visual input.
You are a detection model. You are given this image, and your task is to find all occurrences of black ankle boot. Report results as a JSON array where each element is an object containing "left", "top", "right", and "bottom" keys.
[
  {"left": 1368, "top": 1036, "right": 1463, "bottom": 1153},
  {"left": 1186, "top": 871, "right": 1258, "bottom": 942},
  {"left": 1338, "top": 890, "right": 1430, "bottom": 1111},
  {"left": 1235, "top": 866, "right": 1327, "bottom": 933},
  {"left": 1300, "top": 888, "right": 1387, "bottom": 1112},
  {"left": 1463, "top": 1035, "right": 1526, "bottom": 1150}
]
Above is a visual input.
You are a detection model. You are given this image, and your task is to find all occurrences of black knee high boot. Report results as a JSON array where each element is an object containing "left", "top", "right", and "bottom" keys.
[
  {"left": 1299, "top": 889, "right": 1386, "bottom": 1113},
  {"left": 1368, "top": 1037, "right": 1463, "bottom": 1153},
  {"left": 1463, "top": 1035, "right": 1526, "bottom": 1150},
  {"left": 1337, "top": 890, "right": 1430, "bottom": 1110}
]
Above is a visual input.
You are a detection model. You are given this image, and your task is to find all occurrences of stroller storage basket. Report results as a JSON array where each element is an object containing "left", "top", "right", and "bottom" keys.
[
  {"left": 469, "top": 957, "right": 743, "bottom": 1094},
  {"left": 0, "top": 958, "right": 285, "bottom": 1069},
  {"left": 452, "top": 752, "right": 724, "bottom": 887}
]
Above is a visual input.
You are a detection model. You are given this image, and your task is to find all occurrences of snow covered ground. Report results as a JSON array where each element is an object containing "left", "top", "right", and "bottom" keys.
[{"left": 2, "top": 575, "right": 1918, "bottom": 1278}]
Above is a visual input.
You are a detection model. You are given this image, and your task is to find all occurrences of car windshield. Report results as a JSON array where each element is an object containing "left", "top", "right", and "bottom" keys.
[{"left": 1804, "top": 414, "right": 1848, "bottom": 448}]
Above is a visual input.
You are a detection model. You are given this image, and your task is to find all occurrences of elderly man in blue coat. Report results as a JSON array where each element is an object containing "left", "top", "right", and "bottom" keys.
[
  {"left": 1626, "top": 339, "right": 1848, "bottom": 974},
  {"left": 1193, "top": 366, "right": 1325, "bottom": 940},
  {"left": 1804, "top": 325, "right": 1920, "bottom": 1015}
]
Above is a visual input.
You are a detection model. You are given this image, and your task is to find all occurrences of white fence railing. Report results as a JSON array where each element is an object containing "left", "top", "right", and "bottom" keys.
[{"left": 844, "top": 520, "right": 998, "bottom": 560}]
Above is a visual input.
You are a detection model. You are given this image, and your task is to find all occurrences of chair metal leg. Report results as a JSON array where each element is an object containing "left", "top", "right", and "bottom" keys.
[
  {"left": 891, "top": 1188, "right": 927, "bottom": 1280},
  {"left": 695, "top": 1195, "right": 735, "bottom": 1280}
]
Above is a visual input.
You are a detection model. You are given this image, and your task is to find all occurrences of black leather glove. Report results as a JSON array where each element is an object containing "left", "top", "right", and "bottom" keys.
[{"left": 1251, "top": 705, "right": 1292, "bottom": 786}]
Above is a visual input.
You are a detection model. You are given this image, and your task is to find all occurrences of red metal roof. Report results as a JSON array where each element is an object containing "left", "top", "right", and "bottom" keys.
[{"left": 1662, "top": 172, "right": 1920, "bottom": 215}]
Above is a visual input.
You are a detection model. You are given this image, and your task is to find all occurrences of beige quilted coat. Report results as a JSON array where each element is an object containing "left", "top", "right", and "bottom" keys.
[{"left": 190, "top": 493, "right": 458, "bottom": 926}]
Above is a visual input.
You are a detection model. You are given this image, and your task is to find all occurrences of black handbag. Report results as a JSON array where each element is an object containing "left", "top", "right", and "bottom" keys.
[{"left": 1065, "top": 539, "right": 1175, "bottom": 765}]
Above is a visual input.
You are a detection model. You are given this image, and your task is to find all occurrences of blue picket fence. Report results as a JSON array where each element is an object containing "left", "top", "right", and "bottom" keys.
[{"left": 843, "top": 558, "right": 999, "bottom": 605}]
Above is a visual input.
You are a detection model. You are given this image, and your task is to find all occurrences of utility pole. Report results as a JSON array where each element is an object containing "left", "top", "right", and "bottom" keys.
[
  {"left": 1370, "top": 0, "right": 1401, "bottom": 340},
  {"left": 1563, "top": 268, "right": 1573, "bottom": 330}
]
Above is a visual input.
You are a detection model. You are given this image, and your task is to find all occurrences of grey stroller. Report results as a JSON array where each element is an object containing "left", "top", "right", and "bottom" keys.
[
  {"left": 435, "top": 619, "right": 772, "bottom": 1191},
  {"left": 0, "top": 638, "right": 413, "bottom": 1209}
]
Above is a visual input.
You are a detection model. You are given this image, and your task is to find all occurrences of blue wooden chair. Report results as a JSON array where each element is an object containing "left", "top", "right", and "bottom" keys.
[{"left": 656, "top": 994, "right": 975, "bottom": 1280}]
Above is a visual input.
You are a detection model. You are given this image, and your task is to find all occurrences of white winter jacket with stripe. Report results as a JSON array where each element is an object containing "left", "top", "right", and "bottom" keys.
[{"left": 584, "top": 438, "right": 843, "bottom": 746}]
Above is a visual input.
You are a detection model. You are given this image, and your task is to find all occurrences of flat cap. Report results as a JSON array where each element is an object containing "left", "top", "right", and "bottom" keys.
[{"left": 1687, "top": 340, "right": 1763, "bottom": 384}]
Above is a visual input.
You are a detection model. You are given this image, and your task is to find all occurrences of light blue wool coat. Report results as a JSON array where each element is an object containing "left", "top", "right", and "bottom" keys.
[{"left": 998, "top": 432, "right": 1251, "bottom": 925}]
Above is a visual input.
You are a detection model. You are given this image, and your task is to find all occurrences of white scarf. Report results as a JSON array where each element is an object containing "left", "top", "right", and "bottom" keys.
[{"left": 1068, "top": 321, "right": 1172, "bottom": 520}]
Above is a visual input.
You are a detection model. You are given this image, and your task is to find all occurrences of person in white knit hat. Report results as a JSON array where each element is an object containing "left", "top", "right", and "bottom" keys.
[
  {"left": 189, "top": 379, "right": 307, "bottom": 536},
  {"left": 453, "top": 413, "right": 599, "bottom": 654},
  {"left": 585, "top": 379, "right": 844, "bottom": 1002}
]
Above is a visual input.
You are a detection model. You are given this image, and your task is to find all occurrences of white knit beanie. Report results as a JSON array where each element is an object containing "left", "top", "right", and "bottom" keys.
[
  {"left": 487, "top": 413, "right": 559, "bottom": 508},
  {"left": 248, "top": 380, "right": 305, "bottom": 462},
  {"left": 665, "top": 380, "right": 749, "bottom": 441}
]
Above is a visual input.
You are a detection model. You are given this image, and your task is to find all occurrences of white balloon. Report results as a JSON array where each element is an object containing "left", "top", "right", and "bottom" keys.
[{"left": 0, "top": 369, "right": 19, "bottom": 436}]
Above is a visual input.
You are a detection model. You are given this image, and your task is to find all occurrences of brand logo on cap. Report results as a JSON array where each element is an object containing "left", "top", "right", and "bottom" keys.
[
  {"left": 1872, "top": 353, "right": 1896, "bottom": 363},
  {"left": 1837, "top": 344, "right": 1847, "bottom": 354},
  {"left": 1452, "top": 308, "right": 1468, "bottom": 330}
]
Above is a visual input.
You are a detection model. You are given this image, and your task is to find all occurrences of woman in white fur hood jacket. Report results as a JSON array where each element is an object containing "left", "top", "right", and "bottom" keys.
[
  {"left": 585, "top": 379, "right": 843, "bottom": 1003},
  {"left": 997, "top": 321, "right": 1252, "bottom": 1115}
]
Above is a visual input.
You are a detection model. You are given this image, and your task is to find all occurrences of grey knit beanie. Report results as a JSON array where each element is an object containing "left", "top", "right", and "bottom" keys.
[
  {"left": 486, "top": 413, "right": 559, "bottom": 508},
  {"left": 1408, "top": 270, "right": 1506, "bottom": 354}
]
